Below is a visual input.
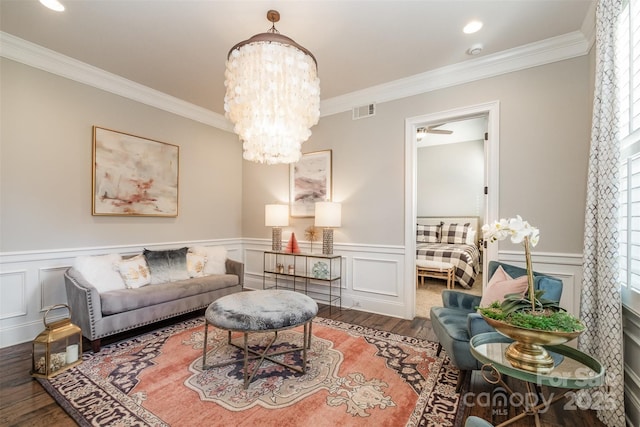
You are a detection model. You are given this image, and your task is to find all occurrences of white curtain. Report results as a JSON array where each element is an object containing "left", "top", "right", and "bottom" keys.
[{"left": 580, "top": 0, "right": 625, "bottom": 426}]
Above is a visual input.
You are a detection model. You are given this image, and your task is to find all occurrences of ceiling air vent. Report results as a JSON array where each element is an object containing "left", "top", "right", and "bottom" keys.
[{"left": 352, "top": 103, "right": 376, "bottom": 120}]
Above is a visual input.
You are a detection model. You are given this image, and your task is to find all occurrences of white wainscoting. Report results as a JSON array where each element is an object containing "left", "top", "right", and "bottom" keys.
[
  {"left": 0, "top": 270, "right": 27, "bottom": 319},
  {"left": 497, "top": 250, "right": 584, "bottom": 316},
  {"left": 40, "top": 266, "right": 69, "bottom": 312},
  {"left": 245, "top": 241, "right": 585, "bottom": 320},
  {"left": 242, "top": 239, "right": 408, "bottom": 318},
  {"left": 0, "top": 239, "right": 242, "bottom": 348},
  {"left": 1, "top": 239, "right": 586, "bottom": 348}
]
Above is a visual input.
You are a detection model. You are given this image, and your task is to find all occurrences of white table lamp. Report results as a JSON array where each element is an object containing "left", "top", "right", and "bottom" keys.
[
  {"left": 265, "top": 204, "right": 289, "bottom": 251},
  {"left": 314, "top": 202, "right": 341, "bottom": 255}
]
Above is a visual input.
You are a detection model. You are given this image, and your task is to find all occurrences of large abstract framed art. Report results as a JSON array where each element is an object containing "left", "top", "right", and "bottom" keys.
[
  {"left": 92, "top": 126, "right": 179, "bottom": 217},
  {"left": 289, "top": 150, "right": 332, "bottom": 217}
]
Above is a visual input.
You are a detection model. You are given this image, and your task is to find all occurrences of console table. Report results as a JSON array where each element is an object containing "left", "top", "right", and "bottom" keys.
[
  {"left": 263, "top": 251, "right": 342, "bottom": 312},
  {"left": 470, "top": 332, "right": 605, "bottom": 427}
]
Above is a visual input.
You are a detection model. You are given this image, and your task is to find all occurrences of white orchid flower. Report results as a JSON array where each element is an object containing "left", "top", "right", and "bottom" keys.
[
  {"left": 528, "top": 227, "right": 540, "bottom": 247},
  {"left": 482, "top": 215, "right": 539, "bottom": 247},
  {"left": 481, "top": 215, "right": 540, "bottom": 311},
  {"left": 482, "top": 220, "right": 509, "bottom": 243}
]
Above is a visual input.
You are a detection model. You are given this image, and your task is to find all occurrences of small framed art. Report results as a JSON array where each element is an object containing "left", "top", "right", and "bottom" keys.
[
  {"left": 290, "top": 150, "right": 332, "bottom": 217},
  {"left": 92, "top": 126, "right": 179, "bottom": 217}
]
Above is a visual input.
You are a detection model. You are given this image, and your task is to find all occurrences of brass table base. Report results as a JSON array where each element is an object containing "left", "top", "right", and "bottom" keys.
[{"left": 505, "top": 342, "right": 555, "bottom": 374}]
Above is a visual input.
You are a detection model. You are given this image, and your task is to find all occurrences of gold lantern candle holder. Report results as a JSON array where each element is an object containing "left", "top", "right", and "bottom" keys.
[{"left": 31, "top": 304, "right": 82, "bottom": 379}]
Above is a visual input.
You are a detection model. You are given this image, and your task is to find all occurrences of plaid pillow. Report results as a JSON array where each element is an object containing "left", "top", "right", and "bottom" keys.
[
  {"left": 417, "top": 223, "right": 441, "bottom": 243},
  {"left": 441, "top": 223, "right": 470, "bottom": 244}
]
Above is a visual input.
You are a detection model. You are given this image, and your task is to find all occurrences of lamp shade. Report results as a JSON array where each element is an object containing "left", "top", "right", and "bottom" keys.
[
  {"left": 265, "top": 204, "right": 289, "bottom": 227},
  {"left": 314, "top": 202, "right": 341, "bottom": 227}
]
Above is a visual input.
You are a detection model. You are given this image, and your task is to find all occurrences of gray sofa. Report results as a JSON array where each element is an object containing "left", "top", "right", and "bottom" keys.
[{"left": 64, "top": 258, "right": 243, "bottom": 352}]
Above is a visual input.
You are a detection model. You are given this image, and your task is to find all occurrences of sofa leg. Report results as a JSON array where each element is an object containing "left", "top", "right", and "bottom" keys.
[
  {"left": 436, "top": 343, "right": 442, "bottom": 357},
  {"left": 455, "top": 369, "right": 468, "bottom": 393},
  {"left": 90, "top": 339, "right": 101, "bottom": 353}
]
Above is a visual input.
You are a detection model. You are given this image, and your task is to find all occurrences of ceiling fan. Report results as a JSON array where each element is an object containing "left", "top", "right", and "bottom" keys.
[{"left": 416, "top": 124, "right": 453, "bottom": 140}]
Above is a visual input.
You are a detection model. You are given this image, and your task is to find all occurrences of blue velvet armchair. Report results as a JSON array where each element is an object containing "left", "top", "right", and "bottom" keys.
[{"left": 429, "top": 261, "right": 563, "bottom": 391}]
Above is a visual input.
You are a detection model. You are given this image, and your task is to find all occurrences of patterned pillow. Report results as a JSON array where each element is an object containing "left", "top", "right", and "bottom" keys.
[
  {"left": 417, "top": 223, "right": 441, "bottom": 243},
  {"left": 441, "top": 222, "right": 470, "bottom": 244},
  {"left": 116, "top": 254, "right": 151, "bottom": 289},
  {"left": 143, "top": 247, "right": 190, "bottom": 285},
  {"left": 187, "top": 253, "right": 207, "bottom": 278}
]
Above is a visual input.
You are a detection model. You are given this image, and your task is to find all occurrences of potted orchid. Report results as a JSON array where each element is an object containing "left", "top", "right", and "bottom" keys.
[
  {"left": 483, "top": 215, "right": 540, "bottom": 312},
  {"left": 479, "top": 215, "right": 584, "bottom": 373}
]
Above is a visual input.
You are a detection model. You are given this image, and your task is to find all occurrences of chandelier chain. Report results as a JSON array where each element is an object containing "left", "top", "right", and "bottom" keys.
[{"left": 268, "top": 23, "right": 280, "bottom": 34}]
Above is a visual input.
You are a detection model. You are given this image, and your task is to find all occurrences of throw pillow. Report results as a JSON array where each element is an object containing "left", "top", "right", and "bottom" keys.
[
  {"left": 73, "top": 253, "right": 126, "bottom": 293},
  {"left": 190, "top": 246, "right": 227, "bottom": 275},
  {"left": 479, "top": 265, "right": 529, "bottom": 308},
  {"left": 143, "top": 247, "right": 190, "bottom": 285},
  {"left": 465, "top": 228, "right": 477, "bottom": 246},
  {"left": 116, "top": 254, "right": 151, "bottom": 289},
  {"left": 417, "top": 223, "right": 441, "bottom": 243},
  {"left": 187, "top": 252, "right": 207, "bottom": 278},
  {"left": 441, "top": 222, "right": 470, "bottom": 244}
]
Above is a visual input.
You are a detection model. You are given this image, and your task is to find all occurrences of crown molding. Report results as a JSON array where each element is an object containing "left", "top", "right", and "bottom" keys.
[
  {"left": 1, "top": 29, "right": 592, "bottom": 128},
  {"left": 320, "top": 30, "right": 593, "bottom": 117},
  {"left": 0, "top": 32, "right": 233, "bottom": 132}
]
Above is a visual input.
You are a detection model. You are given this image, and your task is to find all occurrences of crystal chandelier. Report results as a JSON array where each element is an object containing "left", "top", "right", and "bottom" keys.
[{"left": 224, "top": 10, "right": 320, "bottom": 164}]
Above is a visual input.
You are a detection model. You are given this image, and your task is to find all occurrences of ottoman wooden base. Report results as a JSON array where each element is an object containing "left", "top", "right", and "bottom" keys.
[{"left": 416, "top": 260, "right": 455, "bottom": 289}]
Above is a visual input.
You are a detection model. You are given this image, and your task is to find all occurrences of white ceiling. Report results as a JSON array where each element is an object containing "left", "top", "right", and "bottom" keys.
[{"left": 0, "top": 0, "right": 595, "bottom": 117}]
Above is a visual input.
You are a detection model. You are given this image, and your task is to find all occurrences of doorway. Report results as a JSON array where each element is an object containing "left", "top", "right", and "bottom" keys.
[
  {"left": 404, "top": 101, "right": 500, "bottom": 319},
  {"left": 415, "top": 116, "right": 486, "bottom": 317}
]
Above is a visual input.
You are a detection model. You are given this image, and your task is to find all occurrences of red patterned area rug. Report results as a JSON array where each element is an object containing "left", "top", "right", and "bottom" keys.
[{"left": 37, "top": 317, "right": 461, "bottom": 426}]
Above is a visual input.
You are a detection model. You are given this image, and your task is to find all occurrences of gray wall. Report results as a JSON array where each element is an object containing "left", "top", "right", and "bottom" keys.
[
  {"left": 417, "top": 140, "right": 485, "bottom": 219},
  {"left": 1, "top": 58, "right": 243, "bottom": 252},
  {"left": 1, "top": 54, "right": 591, "bottom": 254},
  {"left": 242, "top": 55, "right": 591, "bottom": 254}
]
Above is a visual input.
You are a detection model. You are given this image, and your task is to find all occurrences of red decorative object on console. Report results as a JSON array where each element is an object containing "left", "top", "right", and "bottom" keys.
[{"left": 285, "top": 233, "right": 301, "bottom": 253}]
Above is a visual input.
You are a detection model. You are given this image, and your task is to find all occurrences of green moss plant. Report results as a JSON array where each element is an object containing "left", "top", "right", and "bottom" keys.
[{"left": 478, "top": 291, "right": 585, "bottom": 333}]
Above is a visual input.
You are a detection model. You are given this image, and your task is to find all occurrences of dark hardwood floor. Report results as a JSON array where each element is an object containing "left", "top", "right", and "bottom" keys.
[{"left": 0, "top": 305, "right": 605, "bottom": 427}]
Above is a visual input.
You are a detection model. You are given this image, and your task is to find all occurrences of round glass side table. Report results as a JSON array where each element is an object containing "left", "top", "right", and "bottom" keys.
[{"left": 469, "top": 332, "right": 605, "bottom": 427}]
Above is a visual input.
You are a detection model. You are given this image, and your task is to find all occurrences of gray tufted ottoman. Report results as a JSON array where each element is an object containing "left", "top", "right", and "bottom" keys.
[{"left": 202, "top": 289, "right": 318, "bottom": 388}]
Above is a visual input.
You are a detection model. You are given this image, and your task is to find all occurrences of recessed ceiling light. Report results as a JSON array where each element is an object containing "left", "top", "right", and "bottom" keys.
[
  {"left": 463, "top": 20, "right": 483, "bottom": 34},
  {"left": 39, "top": 0, "right": 65, "bottom": 12}
]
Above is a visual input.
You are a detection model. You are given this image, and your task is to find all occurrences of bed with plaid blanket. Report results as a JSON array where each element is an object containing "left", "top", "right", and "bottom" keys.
[{"left": 416, "top": 242, "right": 480, "bottom": 289}]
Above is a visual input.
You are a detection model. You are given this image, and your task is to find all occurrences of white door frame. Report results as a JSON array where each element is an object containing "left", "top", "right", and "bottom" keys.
[{"left": 404, "top": 101, "right": 500, "bottom": 319}]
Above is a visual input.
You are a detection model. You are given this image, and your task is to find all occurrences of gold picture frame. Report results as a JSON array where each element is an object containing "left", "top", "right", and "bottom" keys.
[
  {"left": 92, "top": 126, "right": 179, "bottom": 217},
  {"left": 290, "top": 150, "right": 332, "bottom": 217}
]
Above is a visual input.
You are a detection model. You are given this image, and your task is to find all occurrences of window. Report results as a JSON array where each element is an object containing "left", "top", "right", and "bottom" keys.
[{"left": 618, "top": 0, "right": 640, "bottom": 311}]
